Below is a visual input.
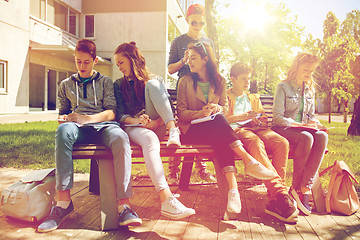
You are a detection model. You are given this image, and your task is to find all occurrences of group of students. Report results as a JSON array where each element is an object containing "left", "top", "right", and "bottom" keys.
[{"left": 36, "top": 3, "right": 328, "bottom": 233}]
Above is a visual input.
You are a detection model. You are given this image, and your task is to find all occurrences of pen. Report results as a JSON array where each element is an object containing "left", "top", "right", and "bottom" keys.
[{"left": 73, "top": 105, "right": 78, "bottom": 113}]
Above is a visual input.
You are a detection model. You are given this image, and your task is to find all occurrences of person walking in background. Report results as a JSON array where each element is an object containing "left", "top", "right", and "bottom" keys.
[
  {"left": 37, "top": 39, "right": 141, "bottom": 233},
  {"left": 167, "top": 3, "right": 215, "bottom": 184},
  {"left": 272, "top": 53, "right": 328, "bottom": 216},
  {"left": 177, "top": 42, "right": 277, "bottom": 216},
  {"left": 226, "top": 62, "right": 298, "bottom": 223},
  {"left": 113, "top": 42, "right": 195, "bottom": 219}
]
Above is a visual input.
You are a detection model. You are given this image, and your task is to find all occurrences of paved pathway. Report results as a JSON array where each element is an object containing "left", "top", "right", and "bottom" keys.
[{"left": 0, "top": 111, "right": 58, "bottom": 124}]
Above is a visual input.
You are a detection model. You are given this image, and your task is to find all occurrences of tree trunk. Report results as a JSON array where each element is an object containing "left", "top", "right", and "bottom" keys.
[
  {"left": 344, "top": 101, "right": 348, "bottom": 123},
  {"left": 205, "top": 0, "right": 219, "bottom": 61},
  {"left": 328, "top": 92, "right": 332, "bottom": 123},
  {"left": 348, "top": 96, "right": 360, "bottom": 136}
]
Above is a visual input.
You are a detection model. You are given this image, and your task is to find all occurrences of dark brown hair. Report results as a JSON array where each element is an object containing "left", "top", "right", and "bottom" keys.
[
  {"left": 230, "top": 62, "right": 253, "bottom": 78},
  {"left": 189, "top": 43, "right": 224, "bottom": 95},
  {"left": 75, "top": 39, "right": 96, "bottom": 60},
  {"left": 114, "top": 42, "right": 149, "bottom": 102}
]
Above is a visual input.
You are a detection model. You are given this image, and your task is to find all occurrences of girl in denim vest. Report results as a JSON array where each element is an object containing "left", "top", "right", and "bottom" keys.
[{"left": 272, "top": 53, "right": 328, "bottom": 215}]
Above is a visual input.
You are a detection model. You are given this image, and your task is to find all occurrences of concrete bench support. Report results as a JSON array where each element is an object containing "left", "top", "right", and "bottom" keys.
[{"left": 98, "top": 159, "right": 118, "bottom": 230}]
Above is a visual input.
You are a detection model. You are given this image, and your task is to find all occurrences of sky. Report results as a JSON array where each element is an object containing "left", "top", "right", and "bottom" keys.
[
  {"left": 279, "top": 0, "right": 359, "bottom": 39},
  {"left": 216, "top": 0, "right": 360, "bottom": 39}
]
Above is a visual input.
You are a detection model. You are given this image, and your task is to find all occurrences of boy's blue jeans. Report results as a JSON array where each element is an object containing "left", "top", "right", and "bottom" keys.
[{"left": 55, "top": 122, "right": 132, "bottom": 200}]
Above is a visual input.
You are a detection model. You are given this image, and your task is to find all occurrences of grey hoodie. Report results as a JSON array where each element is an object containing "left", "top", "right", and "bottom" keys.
[{"left": 58, "top": 71, "right": 116, "bottom": 116}]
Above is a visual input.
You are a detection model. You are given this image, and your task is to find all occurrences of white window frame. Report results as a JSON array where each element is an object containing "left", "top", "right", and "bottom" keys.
[
  {"left": 84, "top": 14, "right": 95, "bottom": 39},
  {"left": 0, "top": 60, "right": 7, "bottom": 94}
]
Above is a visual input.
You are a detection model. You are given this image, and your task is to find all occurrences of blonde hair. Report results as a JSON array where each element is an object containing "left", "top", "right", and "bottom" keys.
[{"left": 284, "top": 52, "right": 318, "bottom": 89}]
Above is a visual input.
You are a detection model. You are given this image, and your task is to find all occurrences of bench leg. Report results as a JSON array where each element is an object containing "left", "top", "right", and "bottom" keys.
[
  {"left": 179, "top": 157, "right": 194, "bottom": 190},
  {"left": 98, "top": 159, "right": 118, "bottom": 230},
  {"left": 89, "top": 159, "right": 100, "bottom": 195}
]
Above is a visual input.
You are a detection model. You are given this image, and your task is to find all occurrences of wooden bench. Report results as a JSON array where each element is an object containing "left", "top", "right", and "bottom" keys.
[
  {"left": 71, "top": 91, "right": 278, "bottom": 230},
  {"left": 72, "top": 90, "right": 325, "bottom": 230}
]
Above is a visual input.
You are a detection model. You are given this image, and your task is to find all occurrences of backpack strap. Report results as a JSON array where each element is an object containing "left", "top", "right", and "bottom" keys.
[
  {"left": 337, "top": 161, "right": 359, "bottom": 184},
  {"left": 319, "top": 161, "right": 336, "bottom": 177}
]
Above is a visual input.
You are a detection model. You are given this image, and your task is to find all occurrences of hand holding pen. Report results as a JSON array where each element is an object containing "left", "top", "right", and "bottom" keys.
[{"left": 57, "top": 105, "right": 78, "bottom": 124}]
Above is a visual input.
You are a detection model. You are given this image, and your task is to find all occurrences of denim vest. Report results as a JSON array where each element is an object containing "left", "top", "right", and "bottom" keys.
[{"left": 272, "top": 81, "right": 317, "bottom": 126}]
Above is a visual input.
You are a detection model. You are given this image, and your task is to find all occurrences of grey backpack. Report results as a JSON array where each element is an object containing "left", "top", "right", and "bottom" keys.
[{"left": 1, "top": 168, "right": 56, "bottom": 222}]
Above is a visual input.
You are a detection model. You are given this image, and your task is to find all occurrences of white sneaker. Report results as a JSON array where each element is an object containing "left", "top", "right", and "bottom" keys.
[
  {"left": 227, "top": 189, "right": 241, "bottom": 213},
  {"left": 244, "top": 162, "right": 278, "bottom": 180},
  {"left": 161, "top": 194, "right": 195, "bottom": 219},
  {"left": 167, "top": 128, "right": 181, "bottom": 147}
]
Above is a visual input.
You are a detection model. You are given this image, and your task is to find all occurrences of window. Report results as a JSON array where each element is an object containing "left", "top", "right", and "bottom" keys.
[
  {"left": 54, "top": 0, "right": 67, "bottom": 30},
  {"left": 0, "top": 61, "right": 7, "bottom": 93},
  {"left": 85, "top": 15, "right": 95, "bottom": 38},
  {"left": 30, "top": 0, "right": 80, "bottom": 36},
  {"left": 30, "top": 0, "right": 46, "bottom": 20},
  {"left": 69, "top": 9, "right": 79, "bottom": 36}
]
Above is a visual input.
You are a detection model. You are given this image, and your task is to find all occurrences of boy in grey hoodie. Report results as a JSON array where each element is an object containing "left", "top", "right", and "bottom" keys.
[{"left": 37, "top": 39, "right": 141, "bottom": 233}]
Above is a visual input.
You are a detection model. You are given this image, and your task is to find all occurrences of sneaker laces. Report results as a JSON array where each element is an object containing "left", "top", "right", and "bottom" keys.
[
  {"left": 228, "top": 190, "right": 239, "bottom": 202},
  {"left": 167, "top": 194, "right": 187, "bottom": 213},
  {"left": 169, "top": 128, "right": 180, "bottom": 139},
  {"left": 46, "top": 206, "right": 64, "bottom": 220},
  {"left": 278, "top": 193, "right": 293, "bottom": 208},
  {"left": 119, "top": 206, "right": 136, "bottom": 217}
]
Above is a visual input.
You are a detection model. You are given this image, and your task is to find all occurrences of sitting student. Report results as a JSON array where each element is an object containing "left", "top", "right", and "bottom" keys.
[
  {"left": 167, "top": 3, "right": 216, "bottom": 184},
  {"left": 176, "top": 42, "right": 278, "bottom": 215},
  {"left": 37, "top": 39, "right": 141, "bottom": 233},
  {"left": 272, "top": 53, "right": 328, "bottom": 215},
  {"left": 113, "top": 42, "right": 195, "bottom": 219},
  {"left": 225, "top": 62, "right": 298, "bottom": 223}
]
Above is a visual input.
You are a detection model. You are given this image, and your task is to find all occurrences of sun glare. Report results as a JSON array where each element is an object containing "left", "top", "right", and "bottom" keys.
[
  {"left": 240, "top": 3, "right": 272, "bottom": 32},
  {"left": 220, "top": 1, "right": 272, "bottom": 33}
]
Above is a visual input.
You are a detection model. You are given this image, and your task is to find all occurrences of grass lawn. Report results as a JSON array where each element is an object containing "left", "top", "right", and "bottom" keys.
[{"left": 0, "top": 120, "right": 360, "bottom": 190}]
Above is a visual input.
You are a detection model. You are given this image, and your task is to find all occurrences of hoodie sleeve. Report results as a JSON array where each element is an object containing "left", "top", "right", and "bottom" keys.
[
  {"left": 102, "top": 77, "right": 117, "bottom": 113},
  {"left": 58, "top": 80, "right": 71, "bottom": 115}
]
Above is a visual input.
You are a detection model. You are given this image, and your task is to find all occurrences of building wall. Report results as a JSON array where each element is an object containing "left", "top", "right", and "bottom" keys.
[
  {"left": 61, "top": 0, "right": 81, "bottom": 12},
  {"left": 0, "top": 0, "right": 30, "bottom": 113},
  {"left": 0, "top": 0, "right": 187, "bottom": 114},
  {"left": 81, "top": 0, "right": 169, "bottom": 81}
]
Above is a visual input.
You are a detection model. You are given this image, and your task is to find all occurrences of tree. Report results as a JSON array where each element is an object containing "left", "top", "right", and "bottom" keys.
[
  {"left": 316, "top": 12, "right": 342, "bottom": 123},
  {"left": 214, "top": 0, "right": 303, "bottom": 95},
  {"left": 313, "top": 11, "right": 359, "bottom": 123},
  {"left": 345, "top": 10, "right": 360, "bottom": 135},
  {"left": 205, "top": 0, "right": 220, "bottom": 61},
  {"left": 347, "top": 55, "right": 360, "bottom": 135}
]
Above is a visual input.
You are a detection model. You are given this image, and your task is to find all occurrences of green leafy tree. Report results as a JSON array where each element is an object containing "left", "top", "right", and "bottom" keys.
[
  {"left": 344, "top": 10, "right": 360, "bottom": 135},
  {"left": 316, "top": 11, "right": 359, "bottom": 123},
  {"left": 316, "top": 12, "right": 342, "bottom": 123},
  {"left": 214, "top": 0, "right": 303, "bottom": 95}
]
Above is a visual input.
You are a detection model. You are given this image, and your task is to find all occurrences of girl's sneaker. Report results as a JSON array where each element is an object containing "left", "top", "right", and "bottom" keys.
[
  {"left": 161, "top": 194, "right": 195, "bottom": 219},
  {"left": 227, "top": 189, "right": 241, "bottom": 213},
  {"left": 167, "top": 128, "right": 181, "bottom": 147},
  {"left": 290, "top": 188, "right": 311, "bottom": 215}
]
